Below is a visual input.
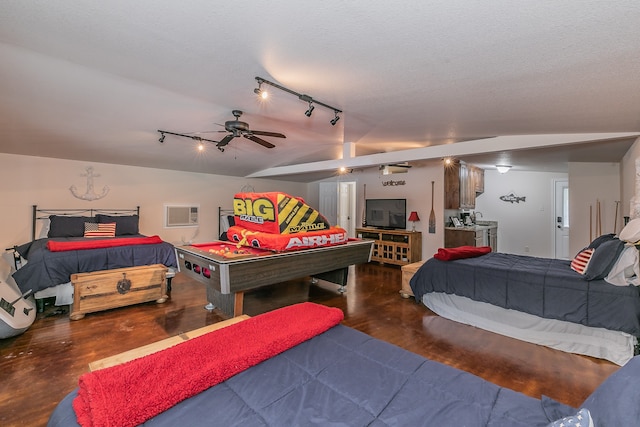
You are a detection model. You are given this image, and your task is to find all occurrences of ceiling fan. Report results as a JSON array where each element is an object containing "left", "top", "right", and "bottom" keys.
[
  {"left": 216, "top": 110, "right": 286, "bottom": 150},
  {"left": 157, "top": 110, "right": 285, "bottom": 153}
]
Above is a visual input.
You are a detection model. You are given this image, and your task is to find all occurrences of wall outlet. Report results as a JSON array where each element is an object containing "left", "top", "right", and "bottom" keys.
[{"left": 524, "top": 246, "right": 530, "bottom": 253}]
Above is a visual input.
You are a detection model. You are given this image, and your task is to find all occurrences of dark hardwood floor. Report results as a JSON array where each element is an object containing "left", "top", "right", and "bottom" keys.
[{"left": 0, "top": 263, "right": 619, "bottom": 426}]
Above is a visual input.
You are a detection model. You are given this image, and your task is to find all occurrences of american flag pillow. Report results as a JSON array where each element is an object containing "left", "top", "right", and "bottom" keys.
[
  {"left": 570, "top": 248, "right": 594, "bottom": 275},
  {"left": 84, "top": 222, "right": 116, "bottom": 238}
]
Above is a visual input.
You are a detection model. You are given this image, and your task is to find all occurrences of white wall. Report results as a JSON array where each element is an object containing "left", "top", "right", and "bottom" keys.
[
  {"left": 0, "top": 153, "right": 308, "bottom": 282},
  {"left": 474, "top": 170, "right": 567, "bottom": 257},
  {"left": 568, "top": 162, "right": 620, "bottom": 256}
]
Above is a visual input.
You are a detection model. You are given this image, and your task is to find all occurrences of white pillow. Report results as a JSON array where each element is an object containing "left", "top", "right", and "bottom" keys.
[
  {"left": 38, "top": 218, "right": 51, "bottom": 239},
  {"left": 619, "top": 218, "right": 640, "bottom": 243},
  {"left": 605, "top": 245, "right": 640, "bottom": 286}
]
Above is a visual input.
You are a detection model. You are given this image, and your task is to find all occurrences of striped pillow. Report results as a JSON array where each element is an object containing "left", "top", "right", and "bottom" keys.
[
  {"left": 570, "top": 248, "right": 594, "bottom": 275},
  {"left": 84, "top": 222, "right": 116, "bottom": 238}
]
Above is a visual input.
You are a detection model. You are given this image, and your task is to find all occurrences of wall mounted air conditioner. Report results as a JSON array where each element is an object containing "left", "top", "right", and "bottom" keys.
[
  {"left": 380, "top": 163, "right": 412, "bottom": 175},
  {"left": 165, "top": 205, "right": 199, "bottom": 227}
]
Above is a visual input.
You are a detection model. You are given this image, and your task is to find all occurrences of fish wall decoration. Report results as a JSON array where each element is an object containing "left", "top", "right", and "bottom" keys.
[{"left": 499, "top": 192, "right": 526, "bottom": 203}]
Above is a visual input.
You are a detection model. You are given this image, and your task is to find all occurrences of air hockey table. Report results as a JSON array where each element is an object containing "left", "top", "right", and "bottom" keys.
[{"left": 175, "top": 239, "right": 373, "bottom": 316}]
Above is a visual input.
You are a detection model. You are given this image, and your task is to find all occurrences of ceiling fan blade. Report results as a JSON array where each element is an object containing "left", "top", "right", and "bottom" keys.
[
  {"left": 244, "top": 134, "right": 275, "bottom": 148},
  {"left": 250, "top": 130, "right": 286, "bottom": 138},
  {"left": 218, "top": 134, "right": 235, "bottom": 146}
]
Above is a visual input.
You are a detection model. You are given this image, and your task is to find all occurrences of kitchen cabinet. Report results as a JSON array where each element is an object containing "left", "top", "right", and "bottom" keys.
[
  {"left": 444, "top": 222, "right": 498, "bottom": 251},
  {"left": 444, "top": 160, "right": 484, "bottom": 209},
  {"left": 488, "top": 226, "right": 497, "bottom": 251},
  {"left": 472, "top": 166, "right": 484, "bottom": 193}
]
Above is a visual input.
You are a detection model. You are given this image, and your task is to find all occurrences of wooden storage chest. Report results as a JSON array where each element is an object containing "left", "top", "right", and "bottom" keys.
[
  {"left": 70, "top": 264, "right": 168, "bottom": 320},
  {"left": 400, "top": 260, "right": 426, "bottom": 298}
]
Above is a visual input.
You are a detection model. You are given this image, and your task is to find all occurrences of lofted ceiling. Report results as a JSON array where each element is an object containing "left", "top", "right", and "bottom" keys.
[{"left": 1, "top": 1, "right": 639, "bottom": 182}]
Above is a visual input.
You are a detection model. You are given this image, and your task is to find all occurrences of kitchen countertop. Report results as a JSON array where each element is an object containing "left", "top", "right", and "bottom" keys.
[{"left": 445, "top": 221, "right": 497, "bottom": 231}]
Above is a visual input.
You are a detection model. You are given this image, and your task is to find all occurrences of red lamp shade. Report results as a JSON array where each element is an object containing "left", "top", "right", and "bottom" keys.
[{"left": 408, "top": 211, "right": 420, "bottom": 222}]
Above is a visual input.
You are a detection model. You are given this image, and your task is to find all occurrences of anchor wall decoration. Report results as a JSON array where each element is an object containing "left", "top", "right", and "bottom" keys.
[{"left": 69, "top": 166, "right": 110, "bottom": 201}]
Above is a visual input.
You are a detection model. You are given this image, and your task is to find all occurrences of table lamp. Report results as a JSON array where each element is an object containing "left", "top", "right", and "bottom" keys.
[{"left": 408, "top": 211, "right": 420, "bottom": 232}]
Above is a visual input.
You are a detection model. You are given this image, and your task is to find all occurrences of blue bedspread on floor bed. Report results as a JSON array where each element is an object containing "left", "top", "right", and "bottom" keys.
[
  {"left": 48, "top": 324, "right": 583, "bottom": 426},
  {"left": 410, "top": 252, "right": 640, "bottom": 336}
]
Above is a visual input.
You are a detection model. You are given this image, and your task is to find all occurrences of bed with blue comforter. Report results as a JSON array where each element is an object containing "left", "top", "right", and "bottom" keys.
[
  {"left": 11, "top": 207, "right": 178, "bottom": 296},
  {"left": 46, "top": 303, "right": 640, "bottom": 427},
  {"left": 12, "top": 236, "right": 178, "bottom": 295},
  {"left": 410, "top": 252, "right": 640, "bottom": 336}
]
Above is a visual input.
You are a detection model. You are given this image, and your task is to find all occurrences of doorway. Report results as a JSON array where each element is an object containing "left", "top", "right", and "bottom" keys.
[
  {"left": 554, "top": 179, "right": 569, "bottom": 259},
  {"left": 319, "top": 181, "right": 357, "bottom": 236}
]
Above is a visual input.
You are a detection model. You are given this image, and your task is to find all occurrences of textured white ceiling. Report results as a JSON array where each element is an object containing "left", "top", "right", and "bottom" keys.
[{"left": 1, "top": 1, "right": 639, "bottom": 180}]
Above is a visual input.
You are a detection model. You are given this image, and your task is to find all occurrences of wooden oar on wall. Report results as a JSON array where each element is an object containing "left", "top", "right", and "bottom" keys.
[{"left": 429, "top": 181, "right": 436, "bottom": 233}]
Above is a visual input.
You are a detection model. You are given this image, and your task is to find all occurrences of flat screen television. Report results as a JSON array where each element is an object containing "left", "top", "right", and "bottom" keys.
[{"left": 365, "top": 199, "right": 406, "bottom": 230}]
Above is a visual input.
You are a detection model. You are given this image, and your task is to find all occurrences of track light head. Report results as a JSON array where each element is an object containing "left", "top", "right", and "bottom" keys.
[
  {"left": 254, "top": 87, "right": 268, "bottom": 99},
  {"left": 305, "top": 103, "right": 315, "bottom": 117},
  {"left": 330, "top": 112, "right": 340, "bottom": 126},
  {"left": 254, "top": 79, "right": 268, "bottom": 99}
]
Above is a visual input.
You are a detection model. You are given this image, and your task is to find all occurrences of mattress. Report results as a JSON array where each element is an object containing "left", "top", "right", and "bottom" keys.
[{"left": 424, "top": 292, "right": 637, "bottom": 365}]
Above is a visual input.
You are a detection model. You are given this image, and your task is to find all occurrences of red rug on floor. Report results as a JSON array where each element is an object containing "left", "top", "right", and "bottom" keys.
[{"left": 72, "top": 302, "right": 344, "bottom": 427}]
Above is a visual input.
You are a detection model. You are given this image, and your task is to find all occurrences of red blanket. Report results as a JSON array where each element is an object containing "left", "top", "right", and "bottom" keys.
[
  {"left": 433, "top": 245, "right": 492, "bottom": 261},
  {"left": 72, "top": 302, "right": 344, "bottom": 427},
  {"left": 47, "top": 235, "right": 163, "bottom": 252}
]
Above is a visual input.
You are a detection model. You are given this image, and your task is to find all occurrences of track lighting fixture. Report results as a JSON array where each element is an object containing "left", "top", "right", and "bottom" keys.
[
  {"left": 305, "top": 102, "right": 315, "bottom": 117},
  {"left": 254, "top": 76, "right": 342, "bottom": 124},
  {"left": 330, "top": 111, "right": 340, "bottom": 126},
  {"left": 159, "top": 132, "right": 165, "bottom": 143}
]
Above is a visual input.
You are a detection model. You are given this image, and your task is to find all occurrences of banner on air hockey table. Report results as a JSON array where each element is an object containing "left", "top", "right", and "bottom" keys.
[
  {"left": 227, "top": 225, "right": 348, "bottom": 251},
  {"left": 233, "top": 192, "right": 331, "bottom": 235}
]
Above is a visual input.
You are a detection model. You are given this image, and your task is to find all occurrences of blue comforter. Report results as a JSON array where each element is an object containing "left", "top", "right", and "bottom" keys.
[
  {"left": 47, "top": 324, "right": 576, "bottom": 426},
  {"left": 12, "top": 236, "right": 177, "bottom": 294},
  {"left": 410, "top": 252, "right": 640, "bottom": 336}
]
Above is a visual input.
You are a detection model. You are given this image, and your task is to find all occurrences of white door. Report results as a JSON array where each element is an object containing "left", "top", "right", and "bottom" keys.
[
  {"left": 554, "top": 180, "right": 570, "bottom": 259},
  {"left": 319, "top": 182, "right": 338, "bottom": 226},
  {"left": 319, "top": 181, "right": 356, "bottom": 236},
  {"left": 338, "top": 182, "right": 356, "bottom": 236}
]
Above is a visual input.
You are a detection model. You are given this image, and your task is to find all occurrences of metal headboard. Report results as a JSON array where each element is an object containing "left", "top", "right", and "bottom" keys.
[
  {"left": 218, "top": 206, "right": 234, "bottom": 238},
  {"left": 32, "top": 205, "right": 140, "bottom": 241}
]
